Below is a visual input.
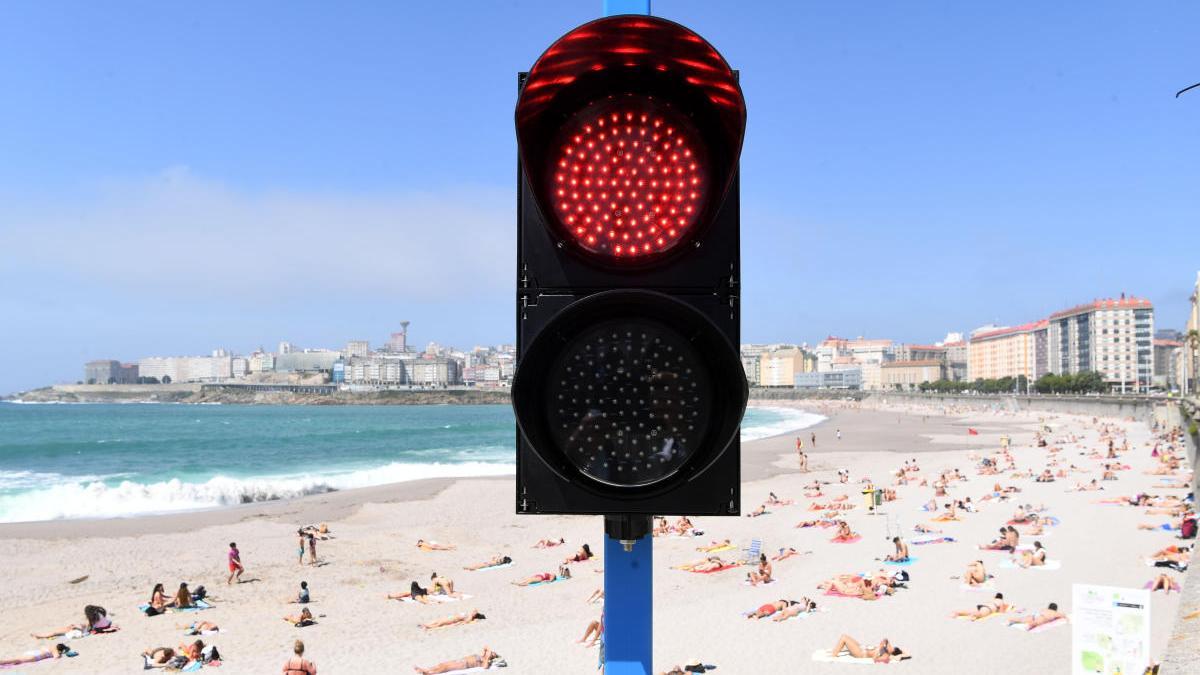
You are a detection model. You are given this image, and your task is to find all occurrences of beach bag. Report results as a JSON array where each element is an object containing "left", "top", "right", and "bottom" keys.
[
  {"left": 1181, "top": 516, "right": 1197, "bottom": 540},
  {"left": 192, "top": 585, "right": 207, "bottom": 601},
  {"left": 201, "top": 645, "right": 221, "bottom": 663}
]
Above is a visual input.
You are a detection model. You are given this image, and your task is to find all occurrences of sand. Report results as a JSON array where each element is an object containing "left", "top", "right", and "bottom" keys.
[{"left": 0, "top": 401, "right": 1192, "bottom": 674}]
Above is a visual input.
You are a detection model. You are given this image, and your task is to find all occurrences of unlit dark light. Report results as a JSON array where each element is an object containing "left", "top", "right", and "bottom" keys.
[{"left": 545, "top": 319, "right": 712, "bottom": 487}]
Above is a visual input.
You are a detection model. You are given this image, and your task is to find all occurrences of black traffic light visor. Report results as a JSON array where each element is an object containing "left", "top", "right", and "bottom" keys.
[{"left": 516, "top": 16, "right": 747, "bottom": 268}]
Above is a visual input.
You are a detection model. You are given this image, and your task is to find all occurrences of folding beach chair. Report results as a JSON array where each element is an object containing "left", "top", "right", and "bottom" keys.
[{"left": 742, "top": 538, "right": 762, "bottom": 564}]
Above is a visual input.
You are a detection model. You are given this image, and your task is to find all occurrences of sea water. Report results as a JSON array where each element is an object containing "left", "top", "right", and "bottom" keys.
[{"left": 0, "top": 402, "right": 822, "bottom": 523}]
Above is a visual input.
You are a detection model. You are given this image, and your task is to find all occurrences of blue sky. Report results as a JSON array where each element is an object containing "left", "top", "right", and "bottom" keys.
[{"left": 1, "top": 1, "right": 1197, "bottom": 393}]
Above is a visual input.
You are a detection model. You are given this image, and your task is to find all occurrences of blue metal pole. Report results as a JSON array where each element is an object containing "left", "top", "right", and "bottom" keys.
[
  {"left": 603, "top": 532, "right": 653, "bottom": 674},
  {"left": 603, "top": 0, "right": 650, "bottom": 16}
]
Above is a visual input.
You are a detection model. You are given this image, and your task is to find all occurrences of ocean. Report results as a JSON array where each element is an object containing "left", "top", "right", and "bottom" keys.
[{"left": 0, "top": 402, "right": 823, "bottom": 523}]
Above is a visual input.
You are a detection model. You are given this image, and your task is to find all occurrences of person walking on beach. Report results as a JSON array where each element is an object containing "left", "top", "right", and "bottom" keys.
[
  {"left": 811, "top": 432, "right": 816, "bottom": 447},
  {"left": 836, "top": 428, "right": 842, "bottom": 441},
  {"left": 283, "top": 639, "right": 316, "bottom": 675},
  {"left": 297, "top": 531, "right": 306, "bottom": 566},
  {"left": 307, "top": 532, "right": 317, "bottom": 566},
  {"left": 227, "top": 542, "right": 244, "bottom": 585},
  {"left": 797, "top": 442, "right": 808, "bottom": 472}
]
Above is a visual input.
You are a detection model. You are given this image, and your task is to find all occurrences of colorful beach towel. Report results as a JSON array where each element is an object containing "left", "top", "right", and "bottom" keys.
[
  {"left": 911, "top": 536, "right": 956, "bottom": 546},
  {"left": 882, "top": 557, "right": 918, "bottom": 567},
  {"left": 469, "top": 562, "right": 513, "bottom": 572},
  {"left": 690, "top": 563, "right": 740, "bottom": 574},
  {"left": 831, "top": 534, "right": 862, "bottom": 544}
]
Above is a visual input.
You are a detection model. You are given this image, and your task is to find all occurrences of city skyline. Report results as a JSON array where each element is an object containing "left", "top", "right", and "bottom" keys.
[{"left": 2, "top": 1, "right": 1198, "bottom": 393}]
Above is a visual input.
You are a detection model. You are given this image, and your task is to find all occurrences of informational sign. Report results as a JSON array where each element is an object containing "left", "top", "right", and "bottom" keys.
[{"left": 1071, "top": 584, "right": 1151, "bottom": 675}]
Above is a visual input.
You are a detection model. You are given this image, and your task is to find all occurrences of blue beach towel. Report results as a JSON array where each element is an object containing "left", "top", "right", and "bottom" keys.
[{"left": 883, "top": 557, "right": 918, "bottom": 567}]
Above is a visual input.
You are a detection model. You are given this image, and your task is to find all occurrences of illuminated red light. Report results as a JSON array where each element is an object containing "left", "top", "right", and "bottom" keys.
[{"left": 552, "top": 101, "right": 705, "bottom": 260}]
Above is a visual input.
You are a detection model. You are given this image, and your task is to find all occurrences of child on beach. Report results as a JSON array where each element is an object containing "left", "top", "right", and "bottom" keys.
[{"left": 227, "top": 542, "right": 244, "bottom": 585}]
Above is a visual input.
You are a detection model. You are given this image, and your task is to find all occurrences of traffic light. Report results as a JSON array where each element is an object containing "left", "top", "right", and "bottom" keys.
[{"left": 512, "top": 14, "right": 747, "bottom": 517}]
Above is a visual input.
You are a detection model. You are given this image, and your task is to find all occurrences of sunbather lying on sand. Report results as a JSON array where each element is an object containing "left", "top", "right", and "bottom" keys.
[
  {"left": 1, "top": 644, "right": 71, "bottom": 666},
  {"left": 388, "top": 582, "right": 433, "bottom": 603},
  {"left": 818, "top": 575, "right": 892, "bottom": 600},
  {"left": 746, "top": 599, "right": 789, "bottom": 619},
  {"left": 141, "top": 647, "right": 175, "bottom": 668},
  {"left": 178, "top": 620, "right": 219, "bottom": 635},
  {"left": 952, "top": 592, "right": 1009, "bottom": 620},
  {"left": 417, "top": 539, "right": 455, "bottom": 551},
  {"left": 420, "top": 609, "right": 485, "bottom": 630},
  {"left": 674, "top": 557, "right": 733, "bottom": 572},
  {"left": 746, "top": 504, "right": 768, "bottom": 518},
  {"left": 1008, "top": 602, "right": 1066, "bottom": 629},
  {"left": 830, "top": 521, "right": 859, "bottom": 541},
  {"left": 564, "top": 544, "right": 593, "bottom": 563},
  {"left": 795, "top": 518, "right": 836, "bottom": 528},
  {"left": 772, "top": 598, "right": 817, "bottom": 621},
  {"left": 512, "top": 565, "right": 571, "bottom": 586},
  {"left": 283, "top": 608, "right": 315, "bottom": 627},
  {"left": 829, "top": 634, "right": 904, "bottom": 663},
  {"left": 414, "top": 646, "right": 501, "bottom": 674},
  {"left": 772, "top": 547, "right": 804, "bottom": 561},
  {"left": 464, "top": 555, "right": 512, "bottom": 571},
  {"left": 533, "top": 538, "right": 565, "bottom": 548},
  {"left": 697, "top": 540, "right": 732, "bottom": 553},
  {"left": 766, "top": 492, "right": 793, "bottom": 506}
]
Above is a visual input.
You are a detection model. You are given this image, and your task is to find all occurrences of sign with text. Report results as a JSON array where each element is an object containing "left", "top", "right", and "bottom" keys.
[{"left": 1071, "top": 584, "right": 1151, "bottom": 675}]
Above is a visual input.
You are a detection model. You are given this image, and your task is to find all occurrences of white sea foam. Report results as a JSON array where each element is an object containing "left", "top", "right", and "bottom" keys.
[
  {"left": 741, "top": 406, "right": 826, "bottom": 441},
  {"left": 0, "top": 461, "right": 515, "bottom": 523}
]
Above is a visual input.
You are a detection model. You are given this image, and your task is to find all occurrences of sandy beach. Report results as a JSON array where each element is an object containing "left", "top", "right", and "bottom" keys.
[{"left": 1, "top": 401, "right": 1193, "bottom": 674}]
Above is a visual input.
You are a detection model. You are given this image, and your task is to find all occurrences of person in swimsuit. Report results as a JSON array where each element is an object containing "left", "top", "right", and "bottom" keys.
[
  {"left": 388, "top": 581, "right": 432, "bottom": 603},
  {"left": 32, "top": 605, "right": 111, "bottom": 639},
  {"left": 674, "top": 556, "right": 731, "bottom": 572},
  {"left": 512, "top": 565, "right": 570, "bottom": 586},
  {"left": 283, "top": 640, "right": 317, "bottom": 675},
  {"left": 284, "top": 581, "right": 310, "bottom": 604},
  {"left": 746, "top": 599, "right": 788, "bottom": 619},
  {"left": 577, "top": 614, "right": 603, "bottom": 646},
  {"left": 176, "top": 640, "right": 204, "bottom": 664},
  {"left": 747, "top": 554, "right": 773, "bottom": 586},
  {"left": 697, "top": 540, "right": 732, "bottom": 553},
  {"left": 420, "top": 609, "right": 486, "bottom": 630},
  {"left": 962, "top": 560, "right": 988, "bottom": 586},
  {"left": 142, "top": 646, "right": 176, "bottom": 669},
  {"left": 145, "top": 583, "right": 168, "bottom": 615},
  {"left": 564, "top": 544, "right": 593, "bottom": 563},
  {"left": 414, "top": 646, "right": 500, "bottom": 674},
  {"left": 952, "top": 592, "right": 1009, "bottom": 620},
  {"left": 178, "top": 620, "right": 219, "bottom": 635},
  {"left": 828, "top": 635, "right": 902, "bottom": 663},
  {"left": 884, "top": 537, "right": 909, "bottom": 562},
  {"left": 170, "top": 583, "right": 194, "bottom": 609},
  {"left": 417, "top": 539, "right": 456, "bottom": 551},
  {"left": 430, "top": 572, "right": 461, "bottom": 597},
  {"left": 772, "top": 547, "right": 803, "bottom": 561},
  {"left": 831, "top": 521, "right": 858, "bottom": 541},
  {"left": 1008, "top": 602, "right": 1067, "bottom": 629},
  {"left": 746, "top": 504, "right": 768, "bottom": 518},
  {"left": 227, "top": 542, "right": 244, "bottom": 585},
  {"left": 0, "top": 644, "right": 70, "bottom": 666},
  {"left": 533, "top": 538, "right": 565, "bottom": 548},
  {"left": 283, "top": 607, "right": 315, "bottom": 627},
  {"left": 771, "top": 598, "right": 817, "bottom": 621},
  {"left": 464, "top": 555, "right": 512, "bottom": 571},
  {"left": 1018, "top": 541, "right": 1047, "bottom": 568},
  {"left": 297, "top": 530, "right": 306, "bottom": 565},
  {"left": 1149, "top": 573, "right": 1178, "bottom": 594},
  {"left": 307, "top": 532, "right": 317, "bottom": 566}
]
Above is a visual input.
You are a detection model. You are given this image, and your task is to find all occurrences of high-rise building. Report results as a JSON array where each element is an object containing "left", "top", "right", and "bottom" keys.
[
  {"left": 387, "top": 321, "right": 410, "bottom": 353},
  {"left": 345, "top": 341, "right": 371, "bottom": 358},
  {"left": 967, "top": 320, "right": 1048, "bottom": 382},
  {"left": 1047, "top": 296, "right": 1154, "bottom": 391}
]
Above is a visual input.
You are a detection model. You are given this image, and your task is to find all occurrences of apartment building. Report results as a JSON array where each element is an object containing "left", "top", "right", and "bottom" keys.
[
  {"left": 967, "top": 320, "right": 1048, "bottom": 381},
  {"left": 1047, "top": 296, "right": 1154, "bottom": 391}
]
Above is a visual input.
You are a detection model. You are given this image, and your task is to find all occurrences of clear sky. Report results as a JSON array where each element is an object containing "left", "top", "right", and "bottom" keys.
[{"left": 1, "top": 1, "right": 1197, "bottom": 393}]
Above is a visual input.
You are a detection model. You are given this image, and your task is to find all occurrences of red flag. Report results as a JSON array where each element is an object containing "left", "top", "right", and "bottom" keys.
[{"left": 967, "top": 428, "right": 979, "bottom": 436}]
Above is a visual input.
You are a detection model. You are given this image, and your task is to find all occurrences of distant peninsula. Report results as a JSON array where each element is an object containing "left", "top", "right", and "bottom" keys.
[{"left": 4, "top": 383, "right": 511, "bottom": 406}]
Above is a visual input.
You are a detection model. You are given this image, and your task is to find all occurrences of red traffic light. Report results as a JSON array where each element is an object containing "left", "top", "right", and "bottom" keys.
[{"left": 517, "top": 15, "right": 746, "bottom": 266}]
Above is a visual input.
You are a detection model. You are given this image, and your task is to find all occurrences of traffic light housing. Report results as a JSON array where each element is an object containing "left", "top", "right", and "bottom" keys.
[{"left": 513, "top": 15, "right": 747, "bottom": 516}]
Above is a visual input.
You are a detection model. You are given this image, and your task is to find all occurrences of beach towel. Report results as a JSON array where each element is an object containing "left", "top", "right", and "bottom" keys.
[
  {"left": 698, "top": 544, "right": 737, "bottom": 554},
  {"left": 911, "top": 536, "right": 956, "bottom": 546},
  {"left": 689, "top": 563, "right": 740, "bottom": 574},
  {"left": 399, "top": 593, "right": 473, "bottom": 604},
  {"left": 831, "top": 535, "right": 862, "bottom": 544},
  {"left": 141, "top": 600, "right": 213, "bottom": 614},
  {"left": 882, "top": 557, "right": 918, "bottom": 567},
  {"left": 1144, "top": 579, "right": 1183, "bottom": 592},
  {"left": 469, "top": 562, "right": 513, "bottom": 572},
  {"left": 1010, "top": 617, "right": 1069, "bottom": 633},
  {"left": 528, "top": 576, "right": 569, "bottom": 586},
  {"left": 998, "top": 559, "right": 1061, "bottom": 571},
  {"left": 956, "top": 608, "right": 1011, "bottom": 622}
]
